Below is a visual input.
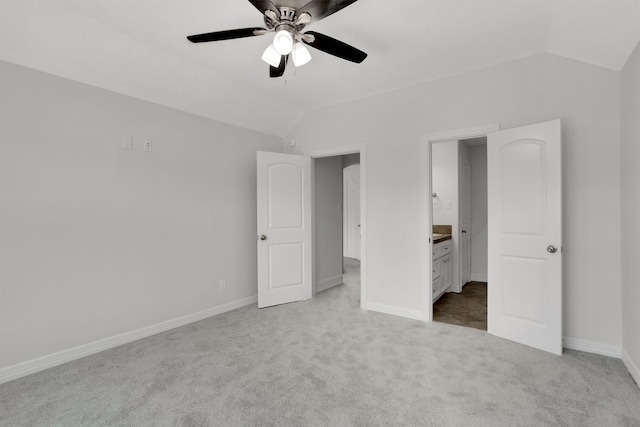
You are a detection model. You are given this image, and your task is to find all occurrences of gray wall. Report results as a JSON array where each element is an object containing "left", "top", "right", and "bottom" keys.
[
  {"left": 0, "top": 61, "right": 282, "bottom": 370},
  {"left": 285, "top": 53, "right": 622, "bottom": 350},
  {"left": 621, "top": 42, "right": 640, "bottom": 382},
  {"left": 313, "top": 156, "right": 344, "bottom": 292},
  {"left": 469, "top": 145, "right": 488, "bottom": 281}
]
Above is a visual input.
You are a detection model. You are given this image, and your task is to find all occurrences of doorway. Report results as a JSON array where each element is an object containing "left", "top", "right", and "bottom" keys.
[
  {"left": 312, "top": 154, "right": 361, "bottom": 297},
  {"left": 306, "top": 145, "right": 367, "bottom": 309},
  {"left": 420, "top": 120, "right": 563, "bottom": 355},
  {"left": 430, "top": 137, "right": 488, "bottom": 330},
  {"left": 419, "top": 124, "right": 499, "bottom": 323}
]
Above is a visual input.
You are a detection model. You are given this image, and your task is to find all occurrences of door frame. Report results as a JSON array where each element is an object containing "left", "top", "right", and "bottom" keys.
[
  {"left": 305, "top": 144, "right": 367, "bottom": 310},
  {"left": 419, "top": 124, "right": 500, "bottom": 321}
]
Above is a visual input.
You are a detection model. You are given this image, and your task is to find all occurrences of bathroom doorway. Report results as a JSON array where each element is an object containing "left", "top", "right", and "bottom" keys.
[{"left": 430, "top": 137, "right": 488, "bottom": 330}]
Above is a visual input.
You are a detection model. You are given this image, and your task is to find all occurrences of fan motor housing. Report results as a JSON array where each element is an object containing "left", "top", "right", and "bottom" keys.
[
  {"left": 278, "top": 7, "right": 297, "bottom": 21},
  {"left": 264, "top": 7, "right": 297, "bottom": 30}
]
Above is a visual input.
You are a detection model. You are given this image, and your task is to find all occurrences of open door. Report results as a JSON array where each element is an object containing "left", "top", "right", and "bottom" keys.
[
  {"left": 343, "top": 164, "right": 361, "bottom": 260},
  {"left": 459, "top": 155, "right": 471, "bottom": 286},
  {"left": 257, "top": 151, "right": 312, "bottom": 308},
  {"left": 487, "top": 119, "right": 562, "bottom": 355}
]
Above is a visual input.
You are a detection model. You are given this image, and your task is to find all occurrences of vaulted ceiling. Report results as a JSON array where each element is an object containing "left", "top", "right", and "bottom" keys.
[{"left": 1, "top": 0, "right": 639, "bottom": 136}]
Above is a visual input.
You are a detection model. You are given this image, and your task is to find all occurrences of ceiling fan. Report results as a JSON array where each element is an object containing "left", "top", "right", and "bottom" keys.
[{"left": 186, "top": 0, "right": 367, "bottom": 78}]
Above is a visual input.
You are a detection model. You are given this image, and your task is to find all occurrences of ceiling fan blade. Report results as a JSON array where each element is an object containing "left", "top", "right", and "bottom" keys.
[
  {"left": 270, "top": 55, "right": 288, "bottom": 78},
  {"left": 247, "top": 0, "right": 280, "bottom": 16},
  {"left": 187, "top": 27, "right": 266, "bottom": 43},
  {"left": 298, "top": 0, "right": 358, "bottom": 24},
  {"left": 303, "top": 31, "right": 367, "bottom": 63}
]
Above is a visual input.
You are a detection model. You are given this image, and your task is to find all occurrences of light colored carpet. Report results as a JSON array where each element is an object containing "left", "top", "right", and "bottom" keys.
[{"left": 1, "top": 258, "right": 639, "bottom": 426}]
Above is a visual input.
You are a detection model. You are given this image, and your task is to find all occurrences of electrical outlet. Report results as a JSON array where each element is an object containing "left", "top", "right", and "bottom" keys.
[
  {"left": 143, "top": 139, "right": 152, "bottom": 152},
  {"left": 122, "top": 136, "right": 133, "bottom": 150},
  {"left": 219, "top": 279, "right": 227, "bottom": 290}
]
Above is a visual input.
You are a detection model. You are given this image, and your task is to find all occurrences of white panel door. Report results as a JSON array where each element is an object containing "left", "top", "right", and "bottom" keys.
[
  {"left": 257, "top": 151, "right": 312, "bottom": 308},
  {"left": 459, "top": 157, "right": 471, "bottom": 286},
  {"left": 350, "top": 181, "right": 361, "bottom": 260},
  {"left": 487, "top": 120, "right": 562, "bottom": 355},
  {"left": 343, "top": 164, "right": 361, "bottom": 260}
]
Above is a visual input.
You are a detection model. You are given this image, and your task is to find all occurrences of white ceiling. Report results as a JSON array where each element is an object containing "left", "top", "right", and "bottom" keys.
[{"left": 1, "top": 0, "right": 639, "bottom": 137}]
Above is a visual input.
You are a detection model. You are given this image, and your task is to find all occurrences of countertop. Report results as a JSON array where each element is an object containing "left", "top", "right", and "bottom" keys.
[{"left": 433, "top": 233, "right": 452, "bottom": 244}]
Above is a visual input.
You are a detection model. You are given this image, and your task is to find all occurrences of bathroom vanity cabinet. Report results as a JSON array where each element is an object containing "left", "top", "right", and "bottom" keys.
[{"left": 432, "top": 239, "right": 452, "bottom": 302}]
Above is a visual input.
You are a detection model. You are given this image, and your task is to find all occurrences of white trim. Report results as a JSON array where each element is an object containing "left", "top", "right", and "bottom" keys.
[
  {"left": 366, "top": 302, "right": 425, "bottom": 321},
  {"left": 470, "top": 274, "right": 488, "bottom": 282},
  {"left": 622, "top": 349, "right": 640, "bottom": 389},
  {"left": 0, "top": 295, "right": 257, "bottom": 385},
  {"left": 305, "top": 144, "right": 367, "bottom": 312},
  {"left": 419, "top": 124, "right": 500, "bottom": 322},
  {"left": 563, "top": 337, "right": 622, "bottom": 358},
  {"left": 418, "top": 140, "right": 431, "bottom": 321},
  {"left": 421, "top": 124, "right": 502, "bottom": 143},
  {"left": 304, "top": 144, "right": 361, "bottom": 158},
  {"left": 316, "top": 274, "right": 344, "bottom": 293},
  {"left": 449, "top": 283, "right": 463, "bottom": 293}
]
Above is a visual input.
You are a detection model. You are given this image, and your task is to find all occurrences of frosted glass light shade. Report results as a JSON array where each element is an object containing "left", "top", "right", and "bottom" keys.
[
  {"left": 292, "top": 42, "right": 311, "bottom": 67},
  {"left": 273, "top": 30, "right": 293, "bottom": 55},
  {"left": 261, "top": 44, "right": 281, "bottom": 67}
]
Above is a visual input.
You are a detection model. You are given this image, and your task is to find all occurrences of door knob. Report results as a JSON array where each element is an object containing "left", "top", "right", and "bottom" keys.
[
  {"left": 547, "top": 245, "right": 557, "bottom": 253},
  {"left": 258, "top": 235, "right": 267, "bottom": 241},
  {"left": 462, "top": 229, "right": 467, "bottom": 234}
]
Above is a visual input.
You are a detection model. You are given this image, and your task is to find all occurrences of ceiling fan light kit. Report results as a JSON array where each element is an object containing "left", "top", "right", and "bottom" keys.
[
  {"left": 187, "top": 0, "right": 367, "bottom": 78},
  {"left": 291, "top": 42, "right": 311, "bottom": 67},
  {"left": 273, "top": 29, "right": 294, "bottom": 55},
  {"left": 261, "top": 44, "right": 281, "bottom": 68}
]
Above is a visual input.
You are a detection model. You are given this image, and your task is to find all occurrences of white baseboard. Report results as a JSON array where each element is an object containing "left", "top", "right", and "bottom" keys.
[
  {"left": 471, "top": 274, "right": 488, "bottom": 282},
  {"left": 622, "top": 349, "right": 640, "bottom": 388},
  {"left": 563, "top": 337, "right": 622, "bottom": 358},
  {"left": 365, "top": 301, "right": 424, "bottom": 321},
  {"left": 315, "top": 274, "right": 344, "bottom": 293},
  {"left": 0, "top": 295, "right": 258, "bottom": 385}
]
